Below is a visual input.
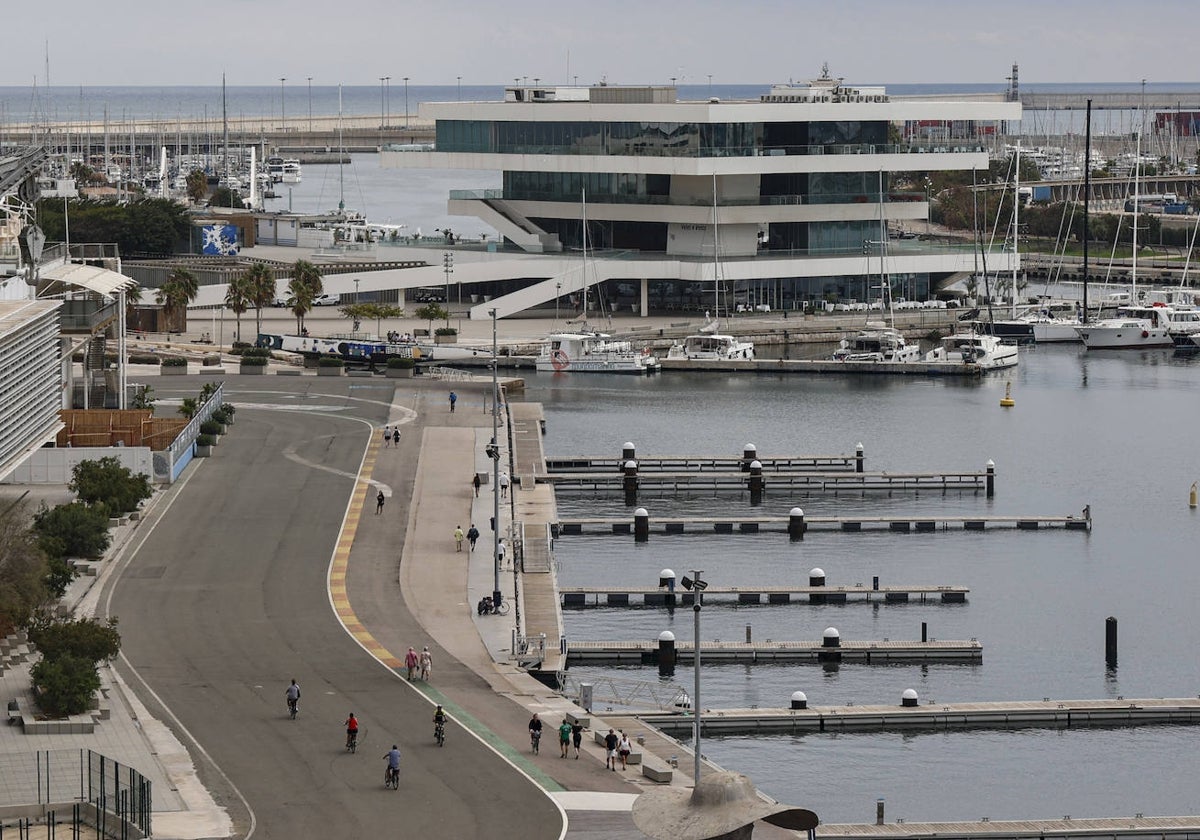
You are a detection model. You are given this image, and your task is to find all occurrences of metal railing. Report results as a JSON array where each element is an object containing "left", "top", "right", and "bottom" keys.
[
  {"left": 558, "top": 672, "right": 690, "bottom": 712},
  {"left": 436, "top": 142, "right": 989, "bottom": 158},
  {"left": 451, "top": 188, "right": 926, "bottom": 207}
]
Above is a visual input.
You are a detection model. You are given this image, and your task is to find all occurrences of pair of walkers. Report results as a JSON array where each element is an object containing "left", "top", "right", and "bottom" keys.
[
  {"left": 455, "top": 524, "right": 480, "bottom": 552},
  {"left": 404, "top": 646, "right": 433, "bottom": 681},
  {"left": 604, "top": 728, "right": 633, "bottom": 770},
  {"left": 556, "top": 718, "right": 585, "bottom": 758}
]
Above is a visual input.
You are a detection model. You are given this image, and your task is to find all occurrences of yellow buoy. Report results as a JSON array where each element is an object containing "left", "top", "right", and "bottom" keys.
[
  {"left": 1190, "top": 482, "right": 1198, "bottom": 509},
  {"left": 1000, "top": 381, "right": 1015, "bottom": 408}
]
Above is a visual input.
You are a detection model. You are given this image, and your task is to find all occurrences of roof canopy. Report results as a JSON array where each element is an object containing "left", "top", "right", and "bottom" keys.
[{"left": 39, "top": 262, "right": 138, "bottom": 297}]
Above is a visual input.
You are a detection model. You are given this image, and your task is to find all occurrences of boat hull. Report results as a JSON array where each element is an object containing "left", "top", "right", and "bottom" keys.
[{"left": 1076, "top": 326, "right": 1172, "bottom": 349}]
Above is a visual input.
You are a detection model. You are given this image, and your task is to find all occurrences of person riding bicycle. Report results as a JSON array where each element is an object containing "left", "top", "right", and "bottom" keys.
[
  {"left": 285, "top": 680, "right": 300, "bottom": 715},
  {"left": 383, "top": 745, "right": 401, "bottom": 785},
  {"left": 345, "top": 713, "right": 359, "bottom": 749},
  {"left": 528, "top": 712, "right": 543, "bottom": 753},
  {"left": 433, "top": 705, "right": 447, "bottom": 739}
]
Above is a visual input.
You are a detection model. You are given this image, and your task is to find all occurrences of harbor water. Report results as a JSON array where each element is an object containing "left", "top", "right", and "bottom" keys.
[{"left": 526, "top": 344, "right": 1200, "bottom": 823}]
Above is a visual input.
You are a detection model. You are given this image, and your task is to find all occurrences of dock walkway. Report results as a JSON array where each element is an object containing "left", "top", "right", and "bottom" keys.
[
  {"left": 542, "top": 470, "right": 988, "bottom": 495},
  {"left": 560, "top": 585, "right": 968, "bottom": 607},
  {"left": 556, "top": 513, "right": 1090, "bottom": 534},
  {"left": 566, "top": 639, "right": 982, "bottom": 665}
]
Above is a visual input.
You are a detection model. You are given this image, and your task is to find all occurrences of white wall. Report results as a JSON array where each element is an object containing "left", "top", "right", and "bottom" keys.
[{"left": 8, "top": 447, "right": 154, "bottom": 485}]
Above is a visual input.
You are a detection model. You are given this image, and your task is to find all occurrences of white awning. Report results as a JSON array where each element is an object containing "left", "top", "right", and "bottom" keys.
[{"left": 40, "top": 262, "right": 138, "bottom": 297}]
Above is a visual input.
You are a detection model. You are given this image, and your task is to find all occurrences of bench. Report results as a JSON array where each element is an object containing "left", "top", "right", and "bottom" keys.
[
  {"left": 566, "top": 711, "right": 589, "bottom": 728},
  {"left": 275, "top": 369, "right": 302, "bottom": 376},
  {"left": 641, "top": 763, "right": 673, "bottom": 783},
  {"left": 7, "top": 699, "right": 20, "bottom": 725}
]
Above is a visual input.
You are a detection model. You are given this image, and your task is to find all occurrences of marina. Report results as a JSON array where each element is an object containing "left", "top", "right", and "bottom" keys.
[
  {"left": 560, "top": 585, "right": 969, "bottom": 607},
  {"left": 541, "top": 468, "right": 996, "bottom": 497},
  {"left": 554, "top": 513, "right": 1091, "bottom": 534}
]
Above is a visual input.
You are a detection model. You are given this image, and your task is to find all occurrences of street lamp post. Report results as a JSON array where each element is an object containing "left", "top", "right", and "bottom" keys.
[
  {"left": 442, "top": 252, "right": 454, "bottom": 321},
  {"left": 489, "top": 308, "right": 502, "bottom": 609},
  {"left": 707, "top": 74, "right": 713, "bottom": 98},
  {"left": 403, "top": 76, "right": 409, "bottom": 129},
  {"left": 306, "top": 76, "right": 312, "bottom": 132},
  {"left": 457, "top": 76, "right": 462, "bottom": 101},
  {"left": 379, "top": 77, "right": 386, "bottom": 132},
  {"left": 687, "top": 569, "right": 706, "bottom": 787},
  {"left": 279, "top": 78, "right": 286, "bottom": 130},
  {"left": 385, "top": 77, "right": 390, "bottom": 127},
  {"left": 354, "top": 278, "right": 360, "bottom": 305}
]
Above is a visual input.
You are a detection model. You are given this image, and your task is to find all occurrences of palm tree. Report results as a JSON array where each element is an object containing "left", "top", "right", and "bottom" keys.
[
  {"left": 242, "top": 262, "right": 277, "bottom": 338},
  {"left": 225, "top": 273, "right": 253, "bottom": 343},
  {"left": 288, "top": 260, "right": 322, "bottom": 334},
  {"left": 154, "top": 268, "right": 198, "bottom": 332}
]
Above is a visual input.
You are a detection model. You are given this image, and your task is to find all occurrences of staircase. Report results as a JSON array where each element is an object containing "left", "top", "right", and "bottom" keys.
[{"left": 84, "top": 335, "right": 108, "bottom": 408}]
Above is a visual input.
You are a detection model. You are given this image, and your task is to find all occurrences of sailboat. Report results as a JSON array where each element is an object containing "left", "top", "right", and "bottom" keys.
[
  {"left": 667, "top": 176, "right": 755, "bottom": 363},
  {"left": 535, "top": 190, "right": 659, "bottom": 374},
  {"left": 832, "top": 173, "right": 921, "bottom": 364},
  {"left": 1075, "top": 126, "right": 1174, "bottom": 349},
  {"left": 975, "top": 144, "right": 1035, "bottom": 343}
]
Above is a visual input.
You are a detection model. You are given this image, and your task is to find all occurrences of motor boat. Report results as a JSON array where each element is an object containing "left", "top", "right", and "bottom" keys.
[
  {"left": 536, "top": 330, "right": 659, "bottom": 374},
  {"left": 924, "top": 332, "right": 1019, "bottom": 370},
  {"left": 832, "top": 323, "right": 922, "bottom": 363}
]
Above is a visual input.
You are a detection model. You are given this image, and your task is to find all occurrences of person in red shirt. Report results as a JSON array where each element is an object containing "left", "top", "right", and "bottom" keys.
[
  {"left": 404, "top": 647, "right": 419, "bottom": 680},
  {"left": 345, "top": 713, "right": 359, "bottom": 750}
]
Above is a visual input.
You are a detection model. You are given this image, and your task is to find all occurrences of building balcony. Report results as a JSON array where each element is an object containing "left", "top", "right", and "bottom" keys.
[{"left": 431, "top": 141, "right": 989, "bottom": 158}]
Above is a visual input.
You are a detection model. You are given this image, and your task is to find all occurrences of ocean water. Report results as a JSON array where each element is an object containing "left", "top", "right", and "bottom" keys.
[{"left": 522, "top": 344, "right": 1200, "bottom": 823}]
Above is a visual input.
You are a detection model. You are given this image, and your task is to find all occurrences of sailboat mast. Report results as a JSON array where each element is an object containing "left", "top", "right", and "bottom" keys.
[
  {"left": 1132, "top": 126, "right": 1141, "bottom": 299},
  {"left": 712, "top": 172, "right": 720, "bottom": 321},
  {"left": 338, "top": 84, "right": 345, "bottom": 212},
  {"left": 1083, "top": 99, "right": 1092, "bottom": 323},
  {"left": 1012, "top": 142, "right": 1019, "bottom": 318},
  {"left": 581, "top": 187, "right": 588, "bottom": 321},
  {"left": 222, "top": 74, "right": 229, "bottom": 190}
]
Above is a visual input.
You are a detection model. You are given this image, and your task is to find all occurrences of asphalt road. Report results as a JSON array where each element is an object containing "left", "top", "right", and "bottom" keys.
[{"left": 105, "top": 379, "right": 562, "bottom": 839}]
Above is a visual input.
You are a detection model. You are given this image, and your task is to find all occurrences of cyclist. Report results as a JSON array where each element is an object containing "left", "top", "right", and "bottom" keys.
[
  {"left": 382, "top": 745, "right": 401, "bottom": 787},
  {"left": 345, "top": 713, "right": 359, "bottom": 750},
  {"left": 433, "top": 705, "right": 447, "bottom": 742},
  {"left": 528, "top": 712, "right": 543, "bottom": 754},
  {"left": 285, "top": 680, "right": 300, "bottom": 717}
]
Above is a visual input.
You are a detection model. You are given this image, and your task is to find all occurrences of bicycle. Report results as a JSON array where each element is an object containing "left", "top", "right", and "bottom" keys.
[
  {"left": 492, "top": 599, "right": 510, "bottom": 616},
  {"left": 435, "top": 720, "right": 445, "bottom": 747},
  {"left": 385, "top": 765, "right": 399, "bottom": 789},
  {"left": 287, "top": 698, "right": 298, "bottom": 720},
  {"left": 529, "top": 728, "right": 541, "bottom": 754},
  {"left": 346, "top": 731, "right": 358, "bottom": 753}
]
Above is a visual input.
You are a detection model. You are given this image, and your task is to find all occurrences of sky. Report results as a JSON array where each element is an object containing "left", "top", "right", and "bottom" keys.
[{"left": 4, "top": 0, "right": 1199, "bottom": 88}]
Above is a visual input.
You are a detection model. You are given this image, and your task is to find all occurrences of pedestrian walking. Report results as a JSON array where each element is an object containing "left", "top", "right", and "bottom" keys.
[
  {"left": 376, "top": 490, "right": 386, "bottom": 514},
  {"left": 448, "top": 391, "right": 458, "bottom": 412},
  {"left": 404, "top": 646, "right": 419, "bottom": 680},
  {"left": 472, "top": 473, "right": 481, "bottom": 497},
  {"left": 454, "top": 525, "right": 464, "bottom": 552},
  {"left": 392, "top": 428, "right": 400, "bottom": 447},
  {"left": 499, "top": 471, "right": 510, "bottom": 498},
  {"left": 558, "top": 719, "right": 572, "bottom": 758},
  {"left": 383, "top": 426, "right": 392, "bottom": 447},
  {"left": 419, "top": 646, "right": 433, "bottom": 681},
  {"left": 467, "top": 524, "right": 480, "bottom": 552},
  {"left": 497, "top": 538, "right": 506, "bottom": 569},
  {"left": 571, "top": 720, "right": 584, "bottom": 758},
  {"left": 617, "top": 731, "right": 632, "bottom": 770},
  {"left": 604, "top": 729, "right": 619, "bottom": 770}
]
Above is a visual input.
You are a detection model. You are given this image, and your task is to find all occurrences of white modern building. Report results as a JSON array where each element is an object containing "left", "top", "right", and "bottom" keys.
[{"left": 381, "top": 72, "right": 1021, "bottom": 319}]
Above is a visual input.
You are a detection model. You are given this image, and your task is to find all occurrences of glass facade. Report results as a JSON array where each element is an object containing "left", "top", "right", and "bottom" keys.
[{"left": 504, "top": 171, "right": 670, "bottom": 204}]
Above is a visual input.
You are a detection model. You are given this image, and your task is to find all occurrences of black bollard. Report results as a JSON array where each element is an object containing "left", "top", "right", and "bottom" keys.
[
  {"left": 748, "top": 460, "right": 765, "bottom": 506},
  {"left": 901, "top": 689, "right": 919, "bottom": 708},
  {"left": 623, "top": 460, "right": 639, "bottom": 507},
  {"left": 872, "top": 575, "right": 879, "bottom": 591},
  {"left": 921, "top": 621, "right": 927, "bottom": 642},
  {"left": 856, "top": 443, "right": 865, "bottom": 474},
  {"left": 809, "top": 568, "right": 827, "bottom": 605},
  {"left": 742, "top": 443, "right": 757, "bottom": 472},
  {"left": 986, "top": 459, "right": 995, "bottom": 498},
  {"left": 634, "top": 507, "right": 649, "bottom": 543},
  {"left": 745, "top": 624, "right": 752, "bottom": 643},
  {"left": 791, "top": 691, "right": 808, "bottom": 710},
  {"left": 658, "top": 631, "right": 676, "bottom": 677},
  {"left": 818, "top": 628, "right": 842, "bottom": 662},
  {"left": 788, "top": 507, "right": 807, "bottom": 540},
  {"left": 877, "top": 799, "right": 885, "bottom": 826},
  {"left": 621, "top": 441, "right": 636, "bottom": 466},
  {"left": 1106, "top": 616, "right": 1118, "bottom": 667}
]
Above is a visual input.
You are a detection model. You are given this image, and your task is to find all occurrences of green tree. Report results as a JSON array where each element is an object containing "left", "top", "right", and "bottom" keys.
[
  {"left": 178, "top": 397, "right": 198, "bottom": 420},
  {"left": 156, "top": 268, "right": 199, "bottom": 332},
  {"left": 288, "top": 260, "right": 322, "bottom": 333},
  {"left": 28, "top": 616, "right": 121, "bottom": 663},
  {"left": 209, "top": 186, "right": 245, "bottom": 209},
  {"left": 415, "top": 304, "right": 448, "bottom": 336},
  {"left": 225, "top": 272, "right": 254, "bottom": 343},
  {"left": 32, "top": 502, "right": 111, "bottom": 559},
  {"left": 185, "top": 169, "right": 207, "bottom": 202},
  {"left": 68, "top": 457, "right": 152, "bottom": 516},
  {"left": 0, "top": 501, "right": 51, "bottom": 634},
  {"left": 30, "top": 654, "right": 101, "bottom": 717},
  {"left": 339, "top": 303, "right": 374, "bottom": 334},
  {"left": 365, "top": 302, "right": 405, "bottom": 336},
  {"left": 242, "top": 262, "right": 277, "bottom": 338}
]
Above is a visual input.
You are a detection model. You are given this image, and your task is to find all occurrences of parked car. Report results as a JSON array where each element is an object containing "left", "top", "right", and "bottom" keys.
[
  {"left": 271, "top": 295, "right": 292, "bottom": 307},
  {"left": 312, "top": 293, "right": 339, "bottom": 306}
]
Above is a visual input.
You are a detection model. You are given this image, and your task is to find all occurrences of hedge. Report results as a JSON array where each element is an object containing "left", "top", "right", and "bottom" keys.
[
  {"left": 387, "top": 356, "right": 417, "bottom": 369},
  {"left": 161, "top": 356, "right": 188, "bottom": 367},
  {"left": 318, "top": 356, "right": 345, "bottom": 368},
  {"left": 239, "top": 356, "right": 268, "bottom": 367}
]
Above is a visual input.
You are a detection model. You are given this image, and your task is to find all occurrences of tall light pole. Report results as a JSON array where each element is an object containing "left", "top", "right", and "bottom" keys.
[
  {"left": 442, "top": 252, "right": 454, "bottom": 321},
  {"left": 279, "top": 77, "right": 286, "bottom": 129},
  {"left": 403, "top": 76, "right": 409, "bottom": 129},
  {"left": 489, "top": 308, "right": 502, "bottom": 610},
  {"left": 379, "top": 77, "right": 386, "bottom": 132},
  {"left": 384, "top": 76, "right": 391, "bottom": 128},
  {"left": 457, "top": 76, "right": 462, "bottom": 101},
  {"left": 687, "top": 569, "right": 706, "bottom": 787},
  {"left": 707, "top": 74, "right": 713, "bottom": 98},
  {"left": 306, "top": 76, "right": 312, "bottom": 132}
]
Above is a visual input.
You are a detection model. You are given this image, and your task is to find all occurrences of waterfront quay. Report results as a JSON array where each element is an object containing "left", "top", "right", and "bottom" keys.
[
  {"left": 637, "top": 697, "right": 1200, "bottom": 737},
  {"left": 554, "top": 513, "right": 1090, "bottom": 534},
  {"left": 566, "top": 638, "right": 982, "bottom": 666}
]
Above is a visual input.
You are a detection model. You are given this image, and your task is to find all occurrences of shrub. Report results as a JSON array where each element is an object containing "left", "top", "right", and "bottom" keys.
[
  {"left": 231, "top": 341, "right": 254, "bottom": 353},
  {"left": 161, "top": 356, "right": 187, "bottom": 367},
  {"left": 241, "top": 347, "right": 272, "bottom": 359},
  {"left": 69, "top": 457, "right": 152, "bottom": 515},
  {"left": 31, "top": 654, "right": 101, "bottom": 717},
  {"left": 196, "top": 434, "right": 216, "bottom": 447},
  {"left": 386, "top": 356, "right": 417, "bottom": 369},
  {"left": 434, "top": 326, "right": 458, "bottom": 336},
  {"left": 0, "top": 502, "right": 51, "bottom": 634},
  {"left": 199, "top": 420, "right": 222, "bottom": 436},
  {"left": 238, "top": 355, "right": 268, "bottom": 367},
  {"left": 28, "top": 616, "right": 121, "bottom": 663},
  {"left": 32, "top": 502, "right": 111, "bottom": 559},
  {"left": 44, "top": 557, "right": 78, "bottom": 599},
  {"left": 128, "top": 354, "right": 161, "bottom": 365},
  {"left": 211, "top": 408, "right": 230, "bottom": 424},
  {"left": 318, "top": 356, "right": 345, "bottom": 368}
]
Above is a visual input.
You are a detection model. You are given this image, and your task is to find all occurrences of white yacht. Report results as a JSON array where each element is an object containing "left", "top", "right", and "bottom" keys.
[
  {"left": 924, "top": 332, "right": 1019, "bottom": 370},
  {"left": 536, "top": 330, "right": 659, "bottom": 374},
  {"left": 832, "top": 323, "right": 922, "bottom": 363},
  {"left": 1074, "top": 304, "right": 1177, "bottom": 349},
  {"left": 667, "top": 328, "right": 755, "bottom": 362}
]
